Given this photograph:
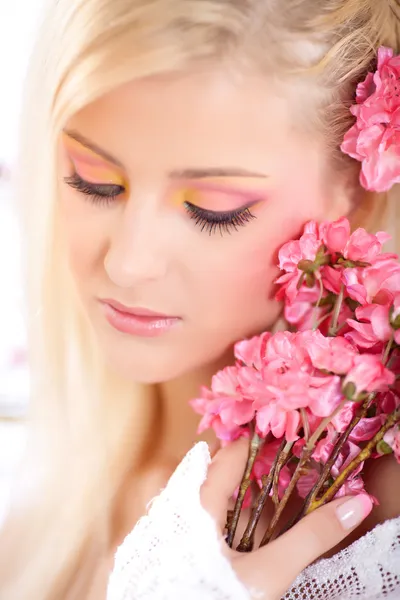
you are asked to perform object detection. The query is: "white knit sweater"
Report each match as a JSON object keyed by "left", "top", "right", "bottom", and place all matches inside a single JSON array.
[{"left": 107, "top": 443, "right": 400, "bottom": 600}]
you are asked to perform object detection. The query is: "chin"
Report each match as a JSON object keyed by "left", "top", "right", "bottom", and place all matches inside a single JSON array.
[{"left": 101, "top": 346, "right": 192, "bottom": 384}]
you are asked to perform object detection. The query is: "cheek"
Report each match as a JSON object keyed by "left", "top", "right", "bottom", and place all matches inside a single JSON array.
[
  {"left": 59, "top": 192, "right": 106, "bottom": 285},
  {"left": 187, "top": 204, "right": 313, "bottom": 335},
  {"left": 216, "top": 251, "right": 278, "bottom": 312},
  {"left": 191, "top": 234, "right": 281, "bottom": 334}
]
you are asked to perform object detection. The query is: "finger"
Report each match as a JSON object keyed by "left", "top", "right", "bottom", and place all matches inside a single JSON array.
[
  {"left": 208, "top": 439, "right": 221, "bottom": 458},
  {"left": 235, "top": 494, "right": 373, "bottom": 598},
  {"left": 200, "top": 437, "right": 249, "bottom": 528}
]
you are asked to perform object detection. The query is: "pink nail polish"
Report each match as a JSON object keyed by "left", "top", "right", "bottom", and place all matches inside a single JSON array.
[{"left": 336, "top": 494, "right": 373, "bottom": 530}]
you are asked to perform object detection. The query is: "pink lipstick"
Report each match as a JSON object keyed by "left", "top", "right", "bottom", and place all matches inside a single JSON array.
[{"left": 100, "top": 299, "right": 181, "bottom": 337}]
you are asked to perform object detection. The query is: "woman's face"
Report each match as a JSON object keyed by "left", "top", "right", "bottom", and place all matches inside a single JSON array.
[{"left": 59, "top": 67, "right": 348, "bottom": 383}]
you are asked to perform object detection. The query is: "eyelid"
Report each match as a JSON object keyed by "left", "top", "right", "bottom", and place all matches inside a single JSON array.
[
  {"left": 181, "top": 178, "right": 268, "bottom": 198},
  {"left": 63, "top": 147, "right": 126, "bottom": 186},
  {"left": 182, "top": 187, "right": 262, "bottom": 213}
]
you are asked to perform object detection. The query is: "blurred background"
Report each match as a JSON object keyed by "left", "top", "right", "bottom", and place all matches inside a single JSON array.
[{"left": 0, "top": 1, "right": 44, "bottom": 521}]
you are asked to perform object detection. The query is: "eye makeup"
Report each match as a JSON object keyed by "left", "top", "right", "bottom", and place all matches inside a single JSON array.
[
  {"left": 62, "top": 132, "right": 126, "bottom": 187},
  {"left": 64, "top": 172, "right": 125, "bottom": 206},
  {"left": 62, "top": 131, "right": 265, "bottom": 235},
  {"left": 184, "top": 202, "right": 256, "bottom": 235}
]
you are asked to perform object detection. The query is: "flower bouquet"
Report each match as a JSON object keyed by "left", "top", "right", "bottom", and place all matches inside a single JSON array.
[{"left": 191, "top": 216, "right": 400, "bottom": 551}]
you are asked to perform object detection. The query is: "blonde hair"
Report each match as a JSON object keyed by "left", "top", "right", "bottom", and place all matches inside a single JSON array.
[{"left": 1, "top": 0, "right": 399, "bottom": 597}]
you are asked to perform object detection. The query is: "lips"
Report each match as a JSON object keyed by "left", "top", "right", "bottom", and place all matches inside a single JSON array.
[
  {"left": 99, "top": 299, "right": 181, "bottom": 337},
  {"left": 102, "top": 299, "right": 175, "bottom": 319}
]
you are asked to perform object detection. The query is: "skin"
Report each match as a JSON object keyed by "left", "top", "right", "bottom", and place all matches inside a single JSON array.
[
  {"left": 59, "top": 67, "right": 349, "bottom": 385},
  {"left": 57, "top": 67, "right": 399, "bottom": 598}
]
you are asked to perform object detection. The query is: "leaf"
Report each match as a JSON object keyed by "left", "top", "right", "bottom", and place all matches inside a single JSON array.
[{"left": 343, "top": 381, "right": 357, "bottom": 401}]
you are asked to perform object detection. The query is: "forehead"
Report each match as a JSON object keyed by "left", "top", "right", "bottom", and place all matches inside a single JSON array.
[{"left": 67, "top": 68, "right": 299, "bottom": 173}]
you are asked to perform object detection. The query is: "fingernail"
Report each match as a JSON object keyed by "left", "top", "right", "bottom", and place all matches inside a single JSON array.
[{"left": 336, "top": 494, "right": 373, "bottom": 531}]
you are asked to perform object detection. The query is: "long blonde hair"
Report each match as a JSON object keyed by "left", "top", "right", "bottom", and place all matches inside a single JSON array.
[{"left": 1, "top": 0, "right": 399, "bottom": 598}]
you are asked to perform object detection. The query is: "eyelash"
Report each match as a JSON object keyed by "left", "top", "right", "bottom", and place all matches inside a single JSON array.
[
  {"left": 183, "top": 202, "right": 256, "bottom": 235},
  {"left": 64, "top": 172, "right": 124, "bottom": 206},
  {"left": 64, "top": 172, "right": 257, "bottom": 235}
]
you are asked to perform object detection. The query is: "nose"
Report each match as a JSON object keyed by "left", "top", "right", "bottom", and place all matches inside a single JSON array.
[{"left": 104, "top": 196, "right": 168, "bottom": 289}]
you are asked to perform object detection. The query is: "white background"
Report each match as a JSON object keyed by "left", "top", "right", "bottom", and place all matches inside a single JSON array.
[
  {"left": 0, "top": 1, "right": 44, "bottom": 163},
  {"left": 0, "top": 0, "right": 44, "bottom": 520}
]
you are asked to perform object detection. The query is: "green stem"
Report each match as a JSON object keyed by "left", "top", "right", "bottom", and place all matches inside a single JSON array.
[
  {"left": 300, "top": 408, "right": 311, "bottom": 442},
  {"left": 383, "top": 337, "right": 394, "bottom": 365},
  {"left": 328, "top": 285, "right": 344, "bottom": 336},
  {"left": 312, "top": 276, "right": 325, "bottom": 331},
  {"left": 307, "top": 400, "right": 348, "bottom": 450}
]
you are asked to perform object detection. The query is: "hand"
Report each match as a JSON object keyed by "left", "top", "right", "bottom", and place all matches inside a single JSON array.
[{"left": 201, "top": 438, "right": 373, "bottom": 600}]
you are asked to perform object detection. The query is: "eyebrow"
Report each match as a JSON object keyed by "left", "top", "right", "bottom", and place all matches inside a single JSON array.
[
  {"left": 63, "top": 129, "right": 125, "bottom": 168},
  {"left": 63, "top": 129, "right": 269, "bottom": 179}
]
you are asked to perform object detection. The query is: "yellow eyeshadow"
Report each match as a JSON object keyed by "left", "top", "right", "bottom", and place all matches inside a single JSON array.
[
  {"left": 74, "top": 162, "right": 126, "bottom": 186},
  {"left": 171, "top": 188, "right": 188, "bottom": 207},
  {"left": 170, "top": 188, "right": 205, "bottom": 208},
  {"left": 62, "top": 133, "right": 126, "bottom": 186}
]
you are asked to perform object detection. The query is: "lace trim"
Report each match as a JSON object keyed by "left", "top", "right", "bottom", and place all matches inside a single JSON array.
[{"left": 284, "top": 517, "right": 400, "bottom": 599}]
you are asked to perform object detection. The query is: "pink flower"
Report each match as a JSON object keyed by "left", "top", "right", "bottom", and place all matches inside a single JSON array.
[
  {"left": 378, "top": 390, "right": 400, "bottom": 415},
  {"left": 334, "top": 475, "right": 366, "bottom": 498},
  {"left": 346, "top": 304, "right": 391, "bottom": 348},
  {"left": 383, "top": 426, "right": 400, "bottom": 463},
  {"left": 239, "top": 331, "right": 349, "bottom": 438},
  {"left": 190, "top": 367, "right": 254, "bottom": 441},
  {"left": 297, "top": 468, "right": 320, "bottom": 499},
  {"left": 283, "top": 284, "right": 326, "bottom": 328},
  {"left": 307, "top": 375, "right": 344, "bottom": 417},
  {"left": 330, "top": 403, "right": 356, "bottom": 433},
  {"left": 235, "top": 332, "right": 271, "bottom": 370},
  {"left": 331, "top": 440, "right": 364, "bottom": 489},
  {"left": 191, "top": 394, "right": 252, "bottom": 441},
  {"left": 238, "top": 363, "right": 305, "bottom": 441},
  {"left": 392, "top": 430, "right": 400, "bottom": 464},
  {"left": 321, "top": 265, "right": 343, "bottom": 294},
  {"left": 350, "top": 416, "right": 383, "bottom": 442},
  {"left": 346, "top": 293, "right": 400, "bottom": 349},
  {"left": 320, "top": 217, "right": 350, "bottom": 254},
  {"left": 331, "top": 438, "right": 377, "bottom": 503},
  {"left": 276, "top": 221, "right": 323, "bottom": 303},
  {"left": 319, "top": 217, "right": 388, "bottom": 264},
  {"left": 254, "top": 400, "right": 301, "bottom": 442},
  {"left": 313, "top": 425, "right": 338, "bottom": 462},
  {"left": 278, "top": 221, "right": 321, "bottom": 273},
  {"left": 211, "top": 366, "right": 241, "bottom": 396},
  {"left": 341, "top": 47, "right": 400, "bottom": 192},
  {"left": 343, "top": 256, "right": 400, "bottom": 305},
  {"left": 303, "top": 330, "right": 356, "bottom": 374},
  {"left": 330, "top": 402, "right": 380, "bottom": 441},
  {"left": 344, "top": 229, "right": 391, "bottom": 264},
  {"left": 343, "top": 354, "right": 395, "bottom": 397}
]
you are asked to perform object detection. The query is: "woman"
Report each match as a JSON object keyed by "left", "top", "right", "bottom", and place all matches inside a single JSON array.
[{"left": 0, "top": 0, "right": 399, "bottom": 598}]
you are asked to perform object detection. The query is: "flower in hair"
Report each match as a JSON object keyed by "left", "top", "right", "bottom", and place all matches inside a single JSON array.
[{"left": 341, "top": 46, "right": 400, "bottom": 192}]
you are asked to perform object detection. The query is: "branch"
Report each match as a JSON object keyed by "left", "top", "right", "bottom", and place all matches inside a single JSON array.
[
  {"left": 236, "top": 438, "right": 286, "bottom": 552},
  {"left": 307, "top": 406, "right": 400, "bottom": 513},
  {"left": 226, "top": 431, "right": 264, "bottom": 548},
  {"left": 259, "top": 445, "right": 313, "bottom": 547}
]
